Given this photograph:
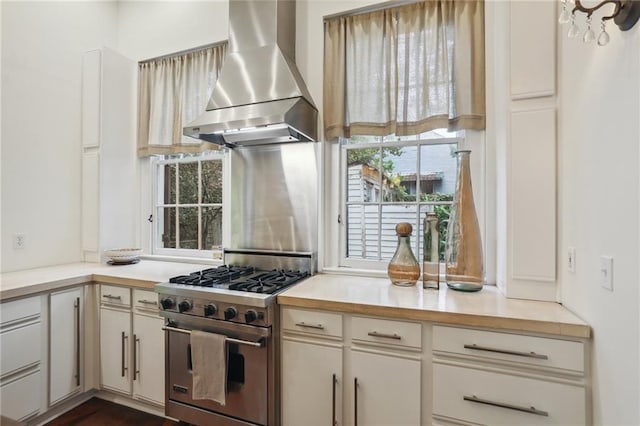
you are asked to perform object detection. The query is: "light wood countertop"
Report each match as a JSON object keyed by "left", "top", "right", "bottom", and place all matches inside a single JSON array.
[
  {"left": 278, "top": 274, "right": 591, "bottom": 339},
  {"left": 0, "top": 260, "right": 212, "bottom": 300},
  {"left": 2, "top": 264, "right": 590, "bottom": 339}
]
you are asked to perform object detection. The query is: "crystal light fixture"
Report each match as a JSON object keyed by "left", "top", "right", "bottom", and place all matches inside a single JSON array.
[{"left": 559, "top": 0, "right": 640, "bottom": 46}]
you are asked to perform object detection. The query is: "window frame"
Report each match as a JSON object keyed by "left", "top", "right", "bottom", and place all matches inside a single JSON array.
[
  {"left": 151, "top": 150, "right": 227, "bottom": 259},
  {"left": 338, "top": 133, "right": 465, "bottom": 271}
]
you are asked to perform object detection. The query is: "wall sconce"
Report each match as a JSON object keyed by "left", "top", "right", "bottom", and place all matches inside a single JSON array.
[{"left": 559, "top": 0, "right": 640, "bottom": 46}]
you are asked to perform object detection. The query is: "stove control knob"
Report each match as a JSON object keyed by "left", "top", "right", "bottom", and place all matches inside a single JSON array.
[
  {"left": 224, "top": 307, "right": 237, "bottom": 320},
  {"left": 244, "top": 310, "right": 258, "bottom": 323},
  {"left": 204, "top": 304, "right": 217, "bottom": 317},
  {"left": 178, "top": 300, "right": 192, "bottom": 313},
  {"left": 160, "top": 298, "right": 175, "bottom": 310}
]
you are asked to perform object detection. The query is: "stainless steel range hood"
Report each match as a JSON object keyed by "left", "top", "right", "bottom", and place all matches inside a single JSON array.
[{"left": 183, "top": 0, "right": 318, "bottom": 148}]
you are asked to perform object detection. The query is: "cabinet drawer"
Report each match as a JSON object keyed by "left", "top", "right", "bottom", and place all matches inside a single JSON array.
[
  {"left": 282, "top": 308, "right": 342, "bottom": 338},
  {"left": 433, "top": 326, "right": 584, "bottom": 373},
  {"left": 133, "top": 289, "right": 159, "bottom": 312},
  {"left": 0, "top": 370, "right": 41, "bottom": 421},
  {"left": 1, "top": 322, "right": 41, "bottom": 377},
  {"left": 1, "top": 296, "right": 41, "bottom": 326},
  {"left": 433, "top": 363, "right": 586, "bottom": 425},
  {"left": 352, "top": 316, "right": 421, "bottom": 349},
  {"left": 100, "top": 285, "right": 131, "bottom": 307}
]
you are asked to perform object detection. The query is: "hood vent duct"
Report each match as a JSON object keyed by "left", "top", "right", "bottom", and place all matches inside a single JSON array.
[{"left": 184, "top": 0, "right": 318, "bottom": 148}]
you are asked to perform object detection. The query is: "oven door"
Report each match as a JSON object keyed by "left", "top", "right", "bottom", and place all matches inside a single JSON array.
[{"left": 165, "top": 324, "right": 269, "bottom": 426}]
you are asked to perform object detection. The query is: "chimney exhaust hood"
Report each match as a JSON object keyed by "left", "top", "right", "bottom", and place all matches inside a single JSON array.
[{"left": 183, "top": 0, "right": 318, "bottom": 148}]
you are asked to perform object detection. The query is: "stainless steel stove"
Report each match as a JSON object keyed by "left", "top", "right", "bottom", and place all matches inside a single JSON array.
[{"left": 155, "top": 249, "right": 313, "bottom": 426}]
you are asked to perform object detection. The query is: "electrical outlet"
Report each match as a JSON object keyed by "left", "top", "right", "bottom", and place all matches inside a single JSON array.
[
  {"left": 13, "top": 233, "right": 26, "bottom": 250},
  {"left": 600, "top": 256, "right": 613, "bottom": 291},
  {"left": 567, "top": 247, "right": 576, "bottom": 273}
]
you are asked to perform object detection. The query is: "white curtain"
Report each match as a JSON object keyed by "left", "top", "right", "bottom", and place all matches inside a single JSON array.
[
  {"left": 137, "top": 43, "right": 227, "bottom": 157},
  {"left": 323, "top": 0, "right": 485, "bottom": 140}
]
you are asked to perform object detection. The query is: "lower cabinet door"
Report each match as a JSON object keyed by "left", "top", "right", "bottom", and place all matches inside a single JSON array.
[
  {"left": 282, "top": 339, "right": 342, "bottom": 426},
  {"left": 0, "top": 370, "right": 41, "bottom": 421},
  {"left": 433, "top": 363, "right": 586, "bottom": 425},
  {"left": 50, "top": 287, "right": 83, "bottom": 405},
  {"left": 132, "top": 313, "right": 164, "bottom": 406},
  {"left": 100, "top": 307, "right": 131, "bottom": 394},
  {"left": 350, "top": 350, "right": 421, "bottom": 426}
]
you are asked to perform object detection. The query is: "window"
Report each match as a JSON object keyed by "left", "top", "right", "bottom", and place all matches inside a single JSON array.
[
  {"left": 340, "top": 130, "right": 463, "bottom": 270},
  {"left": 153, "top": 152, "right": 225, "bottom": 258}
]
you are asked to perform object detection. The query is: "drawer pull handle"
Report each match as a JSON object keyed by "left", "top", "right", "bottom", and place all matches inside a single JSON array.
[
  {"left": 463, "top": 344, "right": 548, "bottom": 360},
  {"left": 368, "top": 331, "right": 402, "bottom": 340},
  {"left": 463, "top": 395, "right": 549, "bottom": 417},
  {"left": 103, "top": 294, "right": 122, "bottom": 301},
  {"left": 173, "top": 385, "right": 188, "bottom": 394},
  {"left": 295, "top": 322, "right": 325, "bottom": 330},
  {"left": 74, "top": 297, "right": 81, "bottom": 387},
  {"left": 137, "top": 299, "right": 157, "bottom": 306},
  {"left": 332, "top": 373, "right": 338, "bottom": 426}
]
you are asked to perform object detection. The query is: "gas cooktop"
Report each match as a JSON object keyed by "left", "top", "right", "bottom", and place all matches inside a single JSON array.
[{"left": 168, "top": 265, "right": 309, "bottom": 295}]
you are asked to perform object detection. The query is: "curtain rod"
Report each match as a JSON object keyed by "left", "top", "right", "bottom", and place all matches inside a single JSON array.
[
  {"left": 139, "top": 40, "right": 228, "bottom": 64},
  {"left": 323, "top": 0, "right": 418, "bottom": 21}
]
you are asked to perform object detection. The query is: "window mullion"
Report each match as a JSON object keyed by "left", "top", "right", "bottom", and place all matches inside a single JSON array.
[
  {"left": 197, "top": 160, "right": 202, "bottom": 250},
  {"left": 175, "top": 163, "right": 180, "bottom": 249},
  {"left": 377, "top": 142, "right": 383, "bottom": 261},
  {"left": 415, "top": 143, "right": 422, "bottom": 257}
]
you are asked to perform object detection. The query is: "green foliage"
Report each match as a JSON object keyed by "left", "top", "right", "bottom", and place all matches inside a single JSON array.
[
  {"left": 423, "top": 193, "right": 454, "bottom": 260},
  {"left": 162, "top": 157, "right": 223, "bottom": 250}
]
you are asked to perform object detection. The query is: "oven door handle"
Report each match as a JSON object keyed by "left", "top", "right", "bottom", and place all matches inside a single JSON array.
[{"left": 162, "top": 326, "right": 265, "bottom": 348}]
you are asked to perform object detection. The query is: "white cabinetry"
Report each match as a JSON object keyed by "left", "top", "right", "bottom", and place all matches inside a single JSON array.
[
  {"left": 132, "top": 290, "right": 164, "bottom": 406},
  {"left": 350, "top": 350, "right": 420, "bottom": 426},
  {"left": 493, "top": 0, "right": 558, "bottom": 300},
  {"left": 282, "top": 308, "right": 343, "bottom": 426},
  {"left": 99, "top": 285, "right": 164, "bottom": 406},
  {"left": 81, "top": 47, "right": 136, "bottom": 262},
  {"left": 282, "top": 340, "right": 342, "bottom": 426},
  {"left": 49, "top": 287, "right": 84, "bottom": 405},
  {"left": 0, "top": 296, "right": 45, "bottom": 422},
  {"left": 432, "top": 325, "right": 588, "bottom": 425},
  {"left": 281, "top": 308, "right": 423, "bottom": 426},
  {"left": 100, "top": 306, "right": 132, "bottom": 394}
]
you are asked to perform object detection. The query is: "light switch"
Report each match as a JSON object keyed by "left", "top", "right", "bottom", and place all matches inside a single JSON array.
[{"left": 600, "top": 256, "right": 613, "bottom": 291}]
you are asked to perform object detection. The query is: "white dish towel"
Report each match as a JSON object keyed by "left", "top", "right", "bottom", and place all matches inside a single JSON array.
[{"left": 191, "top": 330, "right": 227, "bottom": 405}]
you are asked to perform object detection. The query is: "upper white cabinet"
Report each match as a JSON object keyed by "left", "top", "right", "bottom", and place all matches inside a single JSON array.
[
  {"left": 49, "top": 287, "right": 84, "bottom": 405},
  {"left": 81, "top": 47, "right": 136, "bottom": 262},
  {"left": 493, "top": 1, "right": 558, "bottom": 301},
  {"left": 509, "top": 1, "right": 556, "bottom": 99}
]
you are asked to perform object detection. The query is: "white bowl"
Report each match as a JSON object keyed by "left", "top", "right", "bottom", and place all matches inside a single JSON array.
[{"left": 104, "top": 248, "right": 142, "bottom": 263}]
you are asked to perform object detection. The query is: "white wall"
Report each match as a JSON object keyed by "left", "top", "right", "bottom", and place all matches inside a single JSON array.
[
  {"left": 115, "top": 1, "right": 229, "bottom": 62},
  {"left": 297, "top": 0, "right": 380, "bottom": 141},
  {"left": 558, "top": 22, "right": 640, "bottom": 425},
  {"left": 1, "top": 1, "right": 118, "bottom": 272}
]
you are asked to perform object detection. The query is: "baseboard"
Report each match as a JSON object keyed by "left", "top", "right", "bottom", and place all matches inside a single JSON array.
[
  {"left": 29, "top": 390, "right": 97, "bottom": 426},
  {"left": 26, "top": 388, "right": 174, "bottom": 426},
  {"left": 94, "top": 390, "right": 166, "bottom": 418}
]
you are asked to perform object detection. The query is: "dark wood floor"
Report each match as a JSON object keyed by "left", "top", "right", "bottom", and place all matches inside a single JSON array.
[{"left": 45, "top": 398, "right": 179, "bottom": 426}]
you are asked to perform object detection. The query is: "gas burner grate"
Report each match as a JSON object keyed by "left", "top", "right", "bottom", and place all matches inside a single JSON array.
[
  {"left": 228, "top": 270, "right": 309, "bottom": 294},
  {"left": 169, "top": 265, "right": 255, "bottom": 287}
]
